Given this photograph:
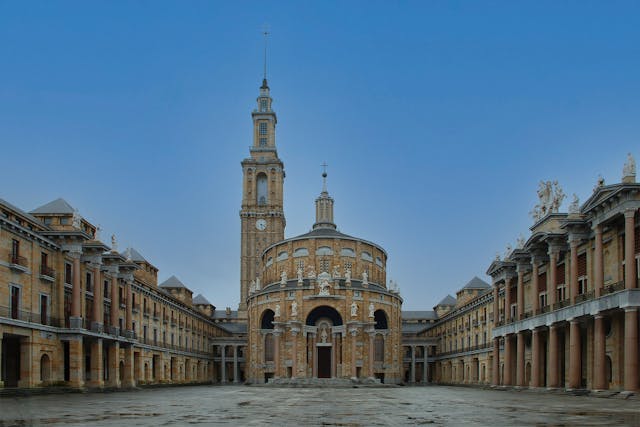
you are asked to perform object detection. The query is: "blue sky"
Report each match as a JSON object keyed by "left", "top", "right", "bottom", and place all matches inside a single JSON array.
[{"left": 1, "top": 1, "right": 639, "bottom": 310}]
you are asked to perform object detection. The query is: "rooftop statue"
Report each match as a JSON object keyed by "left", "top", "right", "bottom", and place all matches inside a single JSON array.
[
  {"left": 530, "top": 180, "right": 565, "bottom": 222},
  {"left": 568, "top": 193, "right": 580, "bottom": 214},
  {"left": 516, "top": 235, "right": 525, "bottom": 249},
  {"left": 623, "top": 152, "right": 636, "bottom": 177}
]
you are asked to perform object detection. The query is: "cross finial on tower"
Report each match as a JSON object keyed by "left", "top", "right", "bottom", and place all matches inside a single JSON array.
[
  {"left": 321, "top": 162, "right": 328, "bottom": 192},
  {"left": 262, "top": 24, "right": 270, "bottom": 81}
]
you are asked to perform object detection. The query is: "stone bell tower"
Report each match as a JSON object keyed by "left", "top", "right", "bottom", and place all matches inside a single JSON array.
[{"left": 239, "top": 77, "right": 286, "bottom": 314}]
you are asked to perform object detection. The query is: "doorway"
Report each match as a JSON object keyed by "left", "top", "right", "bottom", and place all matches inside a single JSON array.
[
  {"left": 317, "top": 347, "right": 331, "bottom": 378},
  {"left": 2, "top": 337, "right": 21, "bottom": 387}
]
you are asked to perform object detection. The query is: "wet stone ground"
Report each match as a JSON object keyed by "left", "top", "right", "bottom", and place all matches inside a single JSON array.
[{"left": 0, "top": 385, "right": 639, "bottom": 426}]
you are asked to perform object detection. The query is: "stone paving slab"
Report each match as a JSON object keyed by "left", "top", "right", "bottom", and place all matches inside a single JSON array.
[{"left": 0, "top": 385, "right": 639, "bottom": 426}]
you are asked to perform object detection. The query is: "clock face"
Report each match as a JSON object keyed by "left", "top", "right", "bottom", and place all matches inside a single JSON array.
[{"left": 255, "top": 219, "right": 267, "bottom": 231}]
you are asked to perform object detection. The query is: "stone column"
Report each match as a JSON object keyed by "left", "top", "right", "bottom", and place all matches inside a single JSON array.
[
  {"left": 548, "top": 248, "right": 558, "bottom": 307},
  {"left": 492, "top": 285, "right": 499, "bottom": 324},
  {"left": 368, "top": 333, "right": 375, "bottom": 378},
  {"left": 569, "top": 240, "right": 579, "bottom": 304},
  {"left": 351, "top": 330, "right": 357, "bottom": 378},
  {"left": 125, "top": 280, "right": 133, "bottom": 334},
  {"left": 504, "top": 278, "right": 512, "bottom": 323},
  {"left": 311, "top": 333, "right": 317, "bottom": 378},
  {"left": 531, "top": 262, "right": 539, "bottom": 314},
  {"left": 624, "top": 308, "right": 639, "bottom": 391},
  {"left": 503, "top": 334, "right": 513, "bottom": 386},
  {"left": 0, "top": 336, "right": 3, "bottom": 387},
  {"left": 548, "top": 324, "right": 558, "bottom": 388},
  {"left": 220, "top": 345, "right": 226, "bottom": 383},
  {"left": 516, "top": 265, "right": 525, "bottom": 319},
  {"left": 531, "top": 329, "right": 540, "bottom": 387},
  {"left": 88, "top": 339, "right": 104, "bottom": 388},
  {"left": 233, "top": 345, "right": 239, "bottom": 383},
  {"left": 594, "top": 225, "right": 604, "bottom": 298},
  {"left": 92, "top": 265, "right": 103, "bottom": 332},
  {"left": 516, "top": 332, "right": 525, "bottom": 386},
  {"left": 18, "top": 338, "right": 34, "bottom": 388},
  {"left": 624, "top": 209, "right": 637, "bottom": 289},
  {"left": 423, "top": 345, "right": 428, "bottom": 383},
  {"left": 122, "top": 345, "right": 135, "bottom": 387},
  {"left": 410, "top": 345, "right": 416, "bottom": 383},
  {"left": 107, "top": 342, "right": 120, "bottom": 387},
  {"left": 70, "top": 252, "right": 82, "bottom": 328},
  {"left": 593, "top": 314, "right": 606, "bottom": 390},
  {"left": 291, "top": 331, "right": 298, "bottom": 378},
  {"left": 492, "top": 338, "right": 500, "bottom": 386},
  {"left": 568, "top": 319, "right": 581, "bottom": 389},
  {"left": 274, "top": 330, "right": 281, "bottom": 379},
  {"left": 68, "top": 337, "right": 84, "bottom": 388},
  {"left": 111, "top": 277, "right": 119, "bottom": 332}
]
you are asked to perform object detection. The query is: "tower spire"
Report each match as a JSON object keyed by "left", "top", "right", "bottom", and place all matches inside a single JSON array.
[
  {"left": 321, "top": 162, "right": 328, "bottom": 193},
  {"left": 313, "top": 163, "right": 336, "bottom": 230},
  {"left": 262, "top": 24, "right": 270, "bottom": 86}
]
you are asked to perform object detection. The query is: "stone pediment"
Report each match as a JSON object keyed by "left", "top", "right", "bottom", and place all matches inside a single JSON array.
[{"left": 529, "top": 212, "right": 568, "bottom": 234}]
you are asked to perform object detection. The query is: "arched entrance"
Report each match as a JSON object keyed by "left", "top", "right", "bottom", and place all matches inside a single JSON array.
[{"left": 306, "top": 306, "right": 343, "bottom": 378}]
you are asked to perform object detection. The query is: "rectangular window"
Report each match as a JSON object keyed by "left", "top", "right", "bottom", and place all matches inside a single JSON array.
[
  {"left": 260, "top": 99, "right": 267, "bottom": 111},
  {"left": 539, "top": 292, "right": 547, "bottom": 309},
  {"left": 119, "top": 317, "right": 124, "bottom": 331},
  {"left": 40, "top": 294, "right": 49, "bottom": 324},
  {"left": 119, "top": 287, "right": 124, "bottom": 306},
  {"left": 154, "top": 328, "right": 157, "bottom": 346},
  {"left": 259, "top": 137, "right": 267, "bottom": 147},
  {"left": 86, "top": 272, "right": 93, "bottom": 293},
  {"left": 104, "top": 280, "right": 110, "bottom": 299},
  {"left": 43, "top": 217, "right": 52, "bottom": 225},
  {"left": 11, "top": 239, "right": 19, "bottom": 259},
  {"left": 65, "top": 263, "right": 72, "bottom": 285},
  {"left": 10, "top": 285, "right": 20, "bottom": 319},
  {"left": 259, "top": 122, "right": 267, "bottom": 135},
  {"left": 143, "top": 325, "right": 148, "bottom": 341}
]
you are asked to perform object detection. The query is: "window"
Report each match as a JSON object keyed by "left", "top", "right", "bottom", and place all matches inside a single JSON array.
[
  {"left": 153, "top": 328, "right": 158, "bottom": 346},
  {"left": 257, "top": 173, "right": 268, "bottom": 205},
  {"left": 86, "top": 272, "right": 93, "bottom": 293},
  {"left": 556, "top": 284, "right": 567, "bottom": 302},
  {"left": 143, "top": 325, "right": 148, "bottom": 341},
  {"left": 578, "top": 276, "right": 588, "bottom": 295},
  {"left": 340, "top": 248, "right": 355, "bottom": 258},
  {"left": 375, "top": 256, "right": 383, "bottom": 267},
  {"left": 259, "top": 122, "right": 267, "bottom": 135},
  {"left": 361, "top": 251, "right": 373, "bottom": 262},
  {"left": 264, "top": 334, "right": 274, "bottom": 362},
  {"left": 260, "top": 99, "right": 267, "bottom": 111},
  {"left": 266, "top": 257, "right": 273, "bottom": 267},
  {"left": 11, "top": 239, "right": 19, "bottom": 261},
  {"left": 65, "top": 263, "right": 72, "bottom": 285},
  {"left": 259, "top": 137, "right": 267, "bottom": 147},
  {"left": 60, "top": 217, "right": 69, "bottom": 225},
  {"left": 104, "top": 280, "right": 110, "bottom": 299},
  {"left": 293, "top": 248, "right": 309, "bottom": 257},
  {"left": 276, "top": 251, "right": 288, "bottom": 261},
  {"left": 539, "top": 292, "right": 547, "bottom": 309},
  {"left": 10, "top": 285, "right": 20, "bottom": 319},
  {"left": 43, "top": 217, "right": 52, "bottom": 226},
  {"left": 40, "top": 294, "right": 48, "bottom": 324},
  {"left": 374, "top": 335, "right": 384, "bottom": 362},
  {"left": 316, "top": 246, "right": 333, "bottom": 256},
  {"left": 119, "top": 287, "right": 124, "bottom": 306}
]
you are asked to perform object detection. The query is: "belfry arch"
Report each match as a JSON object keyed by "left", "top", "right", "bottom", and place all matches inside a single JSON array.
[{"left": 305, "top": 306, "right": 343, "bottom": 378}]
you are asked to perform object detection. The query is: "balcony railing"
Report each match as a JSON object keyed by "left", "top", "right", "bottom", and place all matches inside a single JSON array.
[
  {"left": 604, "top": 281, "right": 625, "bottom": 294},
  {"left": 8, "top": 254, "right": 28, "bottom": 272},
  {"left": 0, "top": 305, "right": 62, "bottom": 326},
  {"left": 132, "top": 304, "right": 140, "bottom": 314},
  {"left": 575, "top": 290, "right": 595, "bottom": 303},
  {"left": 40, "top": 265, "right": 56, "bottom": 280}
]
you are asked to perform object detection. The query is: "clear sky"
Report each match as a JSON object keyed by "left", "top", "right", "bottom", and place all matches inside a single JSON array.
[{"left": 1, "top": 1, "right": 639, "bottom": 311}]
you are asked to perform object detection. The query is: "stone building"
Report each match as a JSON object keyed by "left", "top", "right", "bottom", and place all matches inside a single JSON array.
[
  {"left": 0, "top": 198, "right": 232, "bottom": 389},
  {"left": 424, "top": 155, "right": 640, "bottom": 393}
]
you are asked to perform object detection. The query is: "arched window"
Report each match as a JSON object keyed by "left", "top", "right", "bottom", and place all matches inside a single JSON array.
[
  {"left": 266, "top": 257, "right": 273, "bottom": 267},
  {"left": 257, "top": 173, "right": 267, "bottom": 205},
  {"left": 375, "top": 256, "right": 383, "bottom": 267},
  {"left": 340, "top": 248, "right": 355, "bottom": 258},
  {"left": 261, "top": 309, "right": 275, "bottom": 329},
  {"left": 264, "top": 334, "right": 274, "bottom": 362},
  {"left": 293, "top": 248, "right": 309, "bottom": 257},
  {"left": 361, "top": 251, "right": 373, "bottom": 262},
  {"left": 374, "top": 310, "right": 388, "bottom": 329},
  {"left": 374, "top": 335, "right": 384, "bottom": 362},
  {"left": 40, "top": 354, "right": 51, "bottom": 382},
  {"left": 316, "top": 246, "right": 333, "bottom": 256},
  {"left": 276, "top": 251, "right": 288, "bottom": 261}
]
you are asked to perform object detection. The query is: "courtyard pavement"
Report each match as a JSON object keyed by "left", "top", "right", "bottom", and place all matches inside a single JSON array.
[{"left": 0, "top": 385, "right": 638, "bottom": 426}]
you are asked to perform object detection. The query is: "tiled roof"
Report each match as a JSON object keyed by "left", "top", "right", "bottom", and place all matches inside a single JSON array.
[
  {"left": 193, "top": 294, "right": 211, "bottom": 305},
  {"left": 30, "top": 198, "right": 76, "bottom": 214},
  {"left": 159, "top": 275, "right": 188, "bottom": 289},
  {"left": 436, "top": 295, "right": 456, "bottom": 306},
  {"left": 216, "top": 322, "right": 247, "bottom": 334},
  {"left": 402, "top": 310, "right": 438, "bottom": 320},
  {"left": 461, "top": 276, "right": 490, "bottom": 290}
]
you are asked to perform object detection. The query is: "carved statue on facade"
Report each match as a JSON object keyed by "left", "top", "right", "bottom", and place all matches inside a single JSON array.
[
  {"left": 318, "top": 274, "right": 331, "bottom": 296},
  {"left": 72, "top": 209, "right": 81, "bottom": 228},
  {"left": 249, "top": 280, "right": 256, "bottom": 294},
  {"left": 297, "top": 266, "right": 304, "bottom": 283},
  {"left": 344, "top": 267, "right": 351, "bottom": 283},
  {"left": 351, "top": 301, "right": 358, "bottom": 317},
  {"left": 332, "top": 265, "right": 340, "bottom": 279},
  {"left": 530, "top": 180, "right": 565, "bottom": 222},
  {"left": 362, "top": 270, "right": 368, "bottom": 285},
  {"left": 568, "top": 193, "right": 580, "bottom": 214},
  {"left": 280, "top": 270, "right": 287, "bottom": 285},
  {"left": 307, "top": 266, "right": 316, "bottom": 280},
  {"left": 274, "top": 304, "right": 281, "bottom": 318},
  {"left": 368, "top": 303, "right": 375, "bottom": 318},
  {"left": 111, "top": 234, "right": 118, "bottom": 252},
  {"left": 320, "top": 328, "right": 328, "bottom": 343},
  {"left": 291, "top": 301, "right": 298, "bottom": 317},
  {"left": 255, "top": 277, "right": 261, "bottom": 290},
  {"left": 623, "top": 152, "right": 636, "bottom": 177}
]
